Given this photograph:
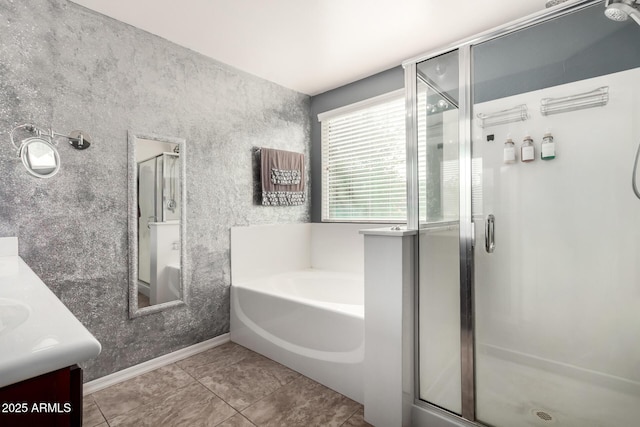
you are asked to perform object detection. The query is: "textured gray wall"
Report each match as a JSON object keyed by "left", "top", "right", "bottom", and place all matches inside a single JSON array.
[
  {"left": 310, "top": 66, "right": 404, "bottom": 222},
  {"left": 0, "top": 0, "right": 310, "bottom": 381}
]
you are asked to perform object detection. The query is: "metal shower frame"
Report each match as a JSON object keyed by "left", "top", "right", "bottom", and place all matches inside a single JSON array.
[{"left": 403, "top": 0, "right": 602, "bottom": 425}]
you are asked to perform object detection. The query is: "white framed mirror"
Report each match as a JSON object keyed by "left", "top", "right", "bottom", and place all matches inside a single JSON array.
[{"left": 128, "top": 131, "right": 186, "bottom": 318}]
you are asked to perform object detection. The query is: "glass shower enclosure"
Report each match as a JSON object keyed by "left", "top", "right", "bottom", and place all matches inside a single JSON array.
[
  {"left": 406, "top": 1, "right": 640, "bottom": 426},
  {"left": 137, "top": 152, "right": 181, "bottom": 285}
]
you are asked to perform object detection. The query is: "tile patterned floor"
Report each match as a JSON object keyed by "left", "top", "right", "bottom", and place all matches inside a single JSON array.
[{"left": 85, "top": 342, "right": 371, "bottom": 427}]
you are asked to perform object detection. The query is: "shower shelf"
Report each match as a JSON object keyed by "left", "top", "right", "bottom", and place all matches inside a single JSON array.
[
  {"left": 540, "top": 86, "right": 609, "bottom": 116},
  {"left": 476, "top": 104, "right": 529, "bottom": 128}
]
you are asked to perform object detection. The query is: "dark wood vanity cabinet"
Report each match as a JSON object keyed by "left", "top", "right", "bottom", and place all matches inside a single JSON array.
[{"left": 0, "top": 365, "right": 83, "bottom": 427}]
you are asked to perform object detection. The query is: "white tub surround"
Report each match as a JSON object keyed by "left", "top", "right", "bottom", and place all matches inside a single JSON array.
[
  {"left": 230, "top": 223, "right": 376, "bottom": 404},
  {"left": 310, "top": 223, "right": 367, "bottom": 274},
  {"left": 361, "top": 227, "right": 416, "bottom": 427},
  {"left": 230, "top": 223, "right": 312, "bottom": 283},
  {"left": 0, "top": 237, "right": 101, "bottom": 388}
]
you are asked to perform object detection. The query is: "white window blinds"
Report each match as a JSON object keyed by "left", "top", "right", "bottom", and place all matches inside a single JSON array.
[{"left": 320, "top": 92, "right": 406, "bottom": 222}]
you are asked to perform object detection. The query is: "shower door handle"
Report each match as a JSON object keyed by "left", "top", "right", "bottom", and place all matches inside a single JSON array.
[{"left": 485, "top": 214, "right": 495, "bottom": 253}]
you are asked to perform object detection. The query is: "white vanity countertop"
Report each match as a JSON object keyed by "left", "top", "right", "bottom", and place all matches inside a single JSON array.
[{"left": 0, "top": 239, "right": 101, "bottom": 388}]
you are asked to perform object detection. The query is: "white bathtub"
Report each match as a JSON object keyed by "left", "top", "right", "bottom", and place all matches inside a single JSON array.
[{"left": 230, "top": 269, "right": 364, "bottom": 403}]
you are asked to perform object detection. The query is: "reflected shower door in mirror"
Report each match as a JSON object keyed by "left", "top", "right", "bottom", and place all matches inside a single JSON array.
[{"left": 128, "top": 132, "right": 186, "bottom": 318}]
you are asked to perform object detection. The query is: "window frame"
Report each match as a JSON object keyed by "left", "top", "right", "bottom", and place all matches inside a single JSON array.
[{"left": 318, "top": 89, "right": 406, "bottom": 223}]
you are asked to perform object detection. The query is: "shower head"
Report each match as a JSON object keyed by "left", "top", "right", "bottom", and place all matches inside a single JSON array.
[{"left": 605, "top": 0, "right": 640, "bottom": 25}]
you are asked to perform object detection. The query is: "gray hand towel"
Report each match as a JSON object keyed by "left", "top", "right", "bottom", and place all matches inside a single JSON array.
[{"left": 260, "top": 148, "right": 305, "bottom": 206}]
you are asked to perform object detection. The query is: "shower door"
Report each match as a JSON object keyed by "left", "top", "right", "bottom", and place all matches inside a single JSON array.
[
  {"left": 470, "top": 3, "right": 640, "bottom": 426},
  {"left": 138, "top": 157, "right": 157, "bottom": 284}
]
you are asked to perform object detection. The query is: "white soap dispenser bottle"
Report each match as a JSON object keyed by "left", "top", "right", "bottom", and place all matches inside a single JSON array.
[
  {"left": 504, "top": 137, "right": 516, "bottom": 164},
  {"left": 521, "top": 135, "right": 535, "bottom": 163},
  {"left": 541, "top": 131, "right": 556, "bottom": 160}
]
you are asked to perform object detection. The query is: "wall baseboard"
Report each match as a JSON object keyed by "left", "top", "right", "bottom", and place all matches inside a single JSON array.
[{"left": 83, "top": 333, "right": 230, "bottom": 395}]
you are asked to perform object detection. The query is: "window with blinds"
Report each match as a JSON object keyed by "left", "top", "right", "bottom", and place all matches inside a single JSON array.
[{"left": 320, "top": 91, "right": 406, "bottom": 222}]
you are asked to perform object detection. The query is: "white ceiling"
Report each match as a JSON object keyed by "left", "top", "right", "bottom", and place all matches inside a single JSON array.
[{"left": 70, "top": 0, "right": 550, "bottom": 96}]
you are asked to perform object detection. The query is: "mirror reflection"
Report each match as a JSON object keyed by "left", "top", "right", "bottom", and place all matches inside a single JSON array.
[
  {"left": 20, "top": 137, "right": 60, "bottom": 178},
  {"left": 129, "top": 133, "right": 186, "bottom": 317}
]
